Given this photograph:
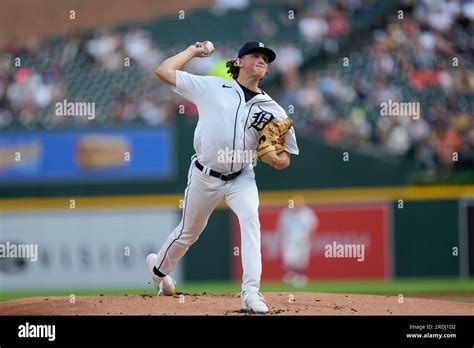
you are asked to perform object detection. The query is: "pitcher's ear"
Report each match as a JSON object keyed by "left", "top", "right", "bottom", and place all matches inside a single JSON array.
[{"left": 234, "top": 58, "right": 241, "bottom": 67}]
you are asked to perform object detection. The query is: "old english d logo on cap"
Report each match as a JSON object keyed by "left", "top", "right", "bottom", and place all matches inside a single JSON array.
[{"left": 237, "top": 42, "right": 276, "bottom": 62}]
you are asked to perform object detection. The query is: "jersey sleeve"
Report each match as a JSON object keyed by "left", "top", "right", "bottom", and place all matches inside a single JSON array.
[
  {"left": 284, "top": 125, "right": 299, "bottom": 155},
  {"left": 172, "top": 70, "right": 211, "bottom": 105}
]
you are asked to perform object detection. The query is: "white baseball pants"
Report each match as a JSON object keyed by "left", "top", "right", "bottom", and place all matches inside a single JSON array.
[{"left": 154, "top": 156, "right": 262, "bottom": 293}]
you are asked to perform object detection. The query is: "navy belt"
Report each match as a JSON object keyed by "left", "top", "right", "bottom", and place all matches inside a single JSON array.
[{"left": 194, "top": 160, "right": 242, "bottom": 181}]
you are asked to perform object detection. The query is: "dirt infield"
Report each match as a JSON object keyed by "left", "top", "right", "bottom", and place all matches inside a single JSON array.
[{"left": 1, "top": 292, "right": 473, "bottom": 315}]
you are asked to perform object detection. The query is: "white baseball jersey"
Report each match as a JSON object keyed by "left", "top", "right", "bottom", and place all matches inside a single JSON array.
[{"left": 173, "top": 70, "right": 299, "bottom": 174}]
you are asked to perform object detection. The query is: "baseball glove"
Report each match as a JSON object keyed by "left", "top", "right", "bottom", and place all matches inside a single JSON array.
[{"left": 257, "top": 118, "right": 293, "bottom": 159}]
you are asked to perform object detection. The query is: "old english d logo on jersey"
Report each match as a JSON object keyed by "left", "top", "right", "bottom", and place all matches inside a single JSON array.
[{"left": 248, "top": 106, "right": 274, "bottom": 131}]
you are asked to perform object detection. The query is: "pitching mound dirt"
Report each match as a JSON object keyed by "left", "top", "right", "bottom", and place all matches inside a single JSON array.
[{"left": 1, "top": 293, "right": 472, "bottom": 315}]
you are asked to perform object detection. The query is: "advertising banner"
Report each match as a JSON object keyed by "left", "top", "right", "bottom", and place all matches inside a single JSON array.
[
  {"left": 0, "top": 209, "right": 181, "bottom": 290},
  {"left": 0, "top": 127, "right": 174, "bottom": 182},
  {"left": 233, "top": 203, "right": 392, "bottom": 281}
]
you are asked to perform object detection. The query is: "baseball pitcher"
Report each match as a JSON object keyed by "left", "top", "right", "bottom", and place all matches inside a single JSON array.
[{"left": 146, "top": 40, "right": 299, "bottom": 313}]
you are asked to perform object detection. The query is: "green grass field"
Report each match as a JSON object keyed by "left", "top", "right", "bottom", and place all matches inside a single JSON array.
[{"left": 1, "top": 278, "right": 474, "bottom": 303}]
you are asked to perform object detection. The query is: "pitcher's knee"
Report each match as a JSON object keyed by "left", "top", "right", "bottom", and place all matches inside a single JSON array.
[
  {"left": 180, "top": 234, "right": 199, "bottom": 245},
  {"left": 177, "top": 225, "right": 205, "bottom": 245},
  {"left": 238, "top": 211, "right": 260, "bottom": 228},
  {"left": 240, "top": 206, "right": 258, "bottom": 219}
]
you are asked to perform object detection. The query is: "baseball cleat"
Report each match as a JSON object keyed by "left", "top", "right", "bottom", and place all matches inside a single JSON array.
[
  {"left": 145, "top": 253, "right": 176, "bottom": 296},
  {"left": 241, "top": 291, "right": 269, "bottom": 313}
]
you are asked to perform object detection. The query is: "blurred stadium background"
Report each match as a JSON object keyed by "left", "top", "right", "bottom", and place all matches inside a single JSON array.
[{"left": 1, "top": 0, "right": 474, "bottom": 301}]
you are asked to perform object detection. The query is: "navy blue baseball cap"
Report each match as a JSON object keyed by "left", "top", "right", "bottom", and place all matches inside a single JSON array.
[{"left": 238, "top": 42, "right": 276, "bottom": 62}]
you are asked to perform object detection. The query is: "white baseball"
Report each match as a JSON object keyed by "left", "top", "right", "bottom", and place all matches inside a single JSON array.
[{"left": 203, "top": 41, "right": 214, "bottom": 54}]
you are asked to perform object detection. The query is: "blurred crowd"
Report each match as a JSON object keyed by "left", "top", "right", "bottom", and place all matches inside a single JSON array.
[
  {"left": 275, "top": 0, "right": 474, "bottom": 175},
  {"left": 0, "top": 0, "right": 367, "bottom": 131},
  {"left": 0, "top": 0, "right": 473, "bottom": 175},
  {"left": 0, "top": 27, "right": 172, "bottom": 129}
]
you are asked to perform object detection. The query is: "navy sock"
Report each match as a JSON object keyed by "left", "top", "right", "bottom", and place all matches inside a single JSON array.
[{"left": 153, "top": 266, "right": 166, "bottom": 278}]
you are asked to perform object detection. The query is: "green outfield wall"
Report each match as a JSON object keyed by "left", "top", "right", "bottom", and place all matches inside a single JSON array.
[{"left": 393, "top": 200, "right": 460, "bottom": 277}]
